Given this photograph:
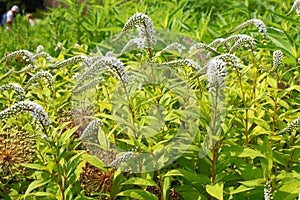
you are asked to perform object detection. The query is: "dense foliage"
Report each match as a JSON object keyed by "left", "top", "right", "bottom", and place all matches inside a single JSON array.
[{"left": 0, "top": 0, "right": 300, "bottom": 199}]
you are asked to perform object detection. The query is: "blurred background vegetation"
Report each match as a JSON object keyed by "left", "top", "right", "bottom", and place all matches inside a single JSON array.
[
  {"left": 0, "top": 0, "right": 285, "bottom": 55},
  {"left": 0, "top": 0, "right": 299, "bottom": 199}
]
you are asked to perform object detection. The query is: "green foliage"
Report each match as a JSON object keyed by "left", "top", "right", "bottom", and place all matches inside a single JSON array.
[{"left": 0, "top": 0, "right": 300, "bottom": 199}]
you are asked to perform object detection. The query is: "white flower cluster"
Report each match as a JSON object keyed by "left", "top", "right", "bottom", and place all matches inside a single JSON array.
[
  {"left": 15, "top": 64, "right": 38, "bottom": 74},
  {"left": 75, "top": 56, "right": 129, "bottom": 86},
  {"left": 107, "top": 150, "right": 137, "bottom": 169},
  {"left": 73, "top": 77, "right": 105, "bottom": 94},
  {"left": 1, "top": 49, "right": 53, "bottom": 71},
  {"left": 0, "top": 101, "right": 50, "bottom": 126},
  {"left": 32, "top": 52, "right": 53, "bottom": 63},
  {"left": 80, "top": 119, "right": 102, "bottom": 138},
  {"left": 50, "top": 55, "right": 91, "bottom": 69},
  {"left": 287, "top": 0, "right": 300, "bottom": 16},
  {"left": 207, "top": 59, "right": 228, "bottom": 92},
  {"left": 103, "top": 56, "right": 129, "bottom": 83},
  {"left": 159, "top": 59, "right": 201, "bottom": 72},
  {"left": 26, "top": 70, "right": 54, "bottom": 89},
  {"left": 0, "top": 83, "right": 26, "bottom": 99},
  {"left": 272, "top": 50, "right": 283, "bottom": 68},
  {"left": 74, "top": 43, "right": 80, "bottom": 48},
  {"left": 264, "top": 181, "right": 273, "bottom": 200},
  {"left": 36, "top": 45, "right": 44, "bottom": 53},
  {"left": 160, "top": 42, "right": 186, "bottom": 54},
  {"left": 189, "top": 43, "right": 219, "bottom": 55},
  {"left": 105, "top": 51, "right": 115, "bottom": 57},
  {"left": 206, "top": 35, "right": 256, "bottom": 53},
  {"left": 208, "top": 38, "right": 226, "bottom": 48},
  {"left": 1, "top": 50, "right": 34, "bottom": 63},
  {"left": 120, "top": 38, "right": 146, "bottom": 55},
  {"left": 229, "top": 35, "right": 256, "bottom": 53},
  {"left": 115, "top": 13, "right": 155, "bottom": 46},
  {"left": 88, "top": 55, "right": 103, "bottom": 64},
  {"left": 55, "top": 42, "right": 64, "bottom": 51},
  {"left": 225, "top": 34, "right": 253, "bottom": 43},
  {"left": 214, "top": 53, "right": 242, "bottom": 68},
  {"left": 279, "top": 116, "right": 300, "bottom": 134},
  {"left": 232, "top": 19, "right": 267, "bottom": 34}
]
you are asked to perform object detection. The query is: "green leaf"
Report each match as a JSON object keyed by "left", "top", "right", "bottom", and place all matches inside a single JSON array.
[
  {"left": 279, "top": 181, "right": 300, "bottom": 194},
  {"left": 162, "top": 177, "right": 171, "bottom": 200},
  {"left": 117, "top": 189, "right": 158, "bottom": 200},
  {"left": 239, "top": 179, "right": 264, "bottom": 187},
  {"left": 58, "top": 126, "right": 78, "bottom": 145},
  {"left": 25, "top": 179, "right": 51, "bottom": 195},
  {"left": 267, "top": 33, "right": 295, "bottom": 58},
  {"left": 164, "top": 169, "right": 210, "bottom": 186},
  {"left": 82, "top": 153, "right": 106, "bottom": 171},
  {"left": 22, "top": 192, "right": 56, "bottom": 198},
  {"left": 121, "top": 177, "right": 158, "bottom": 187},
  {"left": 206, "top": 182, "right": 223, "bottom": 200},
  {"left": 74, "top": 194, "right": 98, "bottom": 200},
  {"left": 229, "top": 185, "right": 254, "bottom": 194},
  {"left": 261, "top": 137, "right": 273, "bottom": 178},
  {"left": 97, "top": 126, "right": 109, "bottom": 150},
  {"left": 175, "top": 185, "right": 201, "bottom": 199},
  {"left": 237, "top": 148, "right": 265, "bottom": 159},
  {"left": 19, "top": 163, "right": 48, "bottom": 171},
  {"left": 66, "top": 152, "right": 83, "bottom": 177}
]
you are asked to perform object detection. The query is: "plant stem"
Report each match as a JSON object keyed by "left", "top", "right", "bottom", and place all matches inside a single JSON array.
[
  {"left": 54, "top": 135, "right": 65, "bottom": 200},
  {"left": 235, "top": 66, "right": 249, "bottom": 162},
  {"left": 272, "top": 72, "right": 279, "bottom": 135},
  {"left": 210, "top": 86, "right": 219, "bottom": 185}
]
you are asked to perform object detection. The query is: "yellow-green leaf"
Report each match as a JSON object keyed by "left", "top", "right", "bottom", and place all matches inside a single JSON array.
[{"left": 206, "top": 182, "right": 224, "bottom": 200}]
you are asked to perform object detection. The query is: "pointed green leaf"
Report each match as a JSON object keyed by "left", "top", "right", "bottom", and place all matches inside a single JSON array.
[
  {"left": 117, "top": 189, "right": 158, "bottom": 200},
  {"left": 59, "top": 126, "right": 78, "bottom": 144},
  {"left": 206, "top": 182, "right": 224, "bottom": 200},
  {"left": 262, "top": 137, "right": 273, "bottom": 178},
  {"left": 164, "top": 169, "right": 210, "bottom": 185},
  {"left": 19, "top": 163, "right": 48, "bottom": 171},
  {"left": 229, "top": 185, "right": 254, "bottom": 194},
  {"left": 25, "top": 179, "right": 51, "bottom": 195},
  {"left": 162, "top": 177, "right": 171, "bottom": 200},
  {"left": 82, "top": 153, "right": 106, "bottom": 171},
  {"left": 121, "top": 177, "right": 157, "bottom": 187},
  {"left": 237, "top": 148, "right": 265, "bottom": 159}
]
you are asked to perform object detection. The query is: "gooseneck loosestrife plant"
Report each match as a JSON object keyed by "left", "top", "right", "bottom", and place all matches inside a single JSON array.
[{"left": 0, "top": 0, "right": 300, "bottom": 198}]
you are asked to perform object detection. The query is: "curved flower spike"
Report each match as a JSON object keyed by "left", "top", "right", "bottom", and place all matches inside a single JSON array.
[
  {"left": 73, "top": 77, "right": 105, "bottom": 94},
  {"left": 0, "top": 83, "right": 26, "bottom": 99},
  {"left": 279, "top": 117, "right": 300, "bottom": 134},
  {"left": 75, "top": 56, "right": 129, "bottom": 86},
  {"left": 114, "top": 13, "right": 155, "bottom": 46},
  {"left": 214, "top": 53, "right": 242, "bottom": 68},
  {"left": 208, "top": 38, "right": 226, "bottom": 48},
  {"left": 0, "top": 101, "right": 50, "bottom": 126},
  {"left": 49, "top": 55, "right": 91, "bottom": 69},
  {"left": 189, "top": 43, "right": 220, "bottom": 55},
  {"left": 270, "top": 50, "right": 283, "bottom": 72},
  {"left": 287, "top": 0, "right": 300, "bottom": 16},
  {"left": 106, "top": 151, "right": 137, "bottom": 169},
  {"left": 231, "top": 19, "right": 267, "bottom": 34},
  {"left": 160, "top": 42, "right": 186, "bottom": 54},
  {"left": 25, "top": 70, "right": 54, "bottom": 89},
  {"left": 120, "top": 38, "right": 146, "bottom": 55},
  {"left": 32, "top": 52, "right": 53, "bottom": 63},
  {"left": 229, "top": 35, "right": 256, "bottom": 53},
  {"left": 159, "top": 59, "right": 201, "bottom": 72},
  {"left": 1, "top": 50, "right": 34, "bottom": 63},
  {"left": 207, "top": 59, "right": 228, "bottom": 92}
]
